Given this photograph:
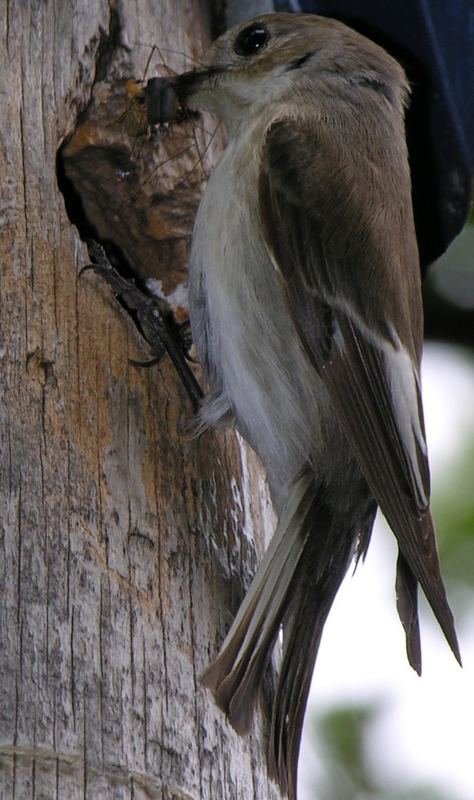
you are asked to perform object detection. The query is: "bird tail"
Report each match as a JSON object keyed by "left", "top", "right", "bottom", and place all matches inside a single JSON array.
[
  {"left": 393, "top": 507, "right": 461, "bottom": 675},
  {"left": 201, "top": 468, "right": 373, "bottom": 799}
]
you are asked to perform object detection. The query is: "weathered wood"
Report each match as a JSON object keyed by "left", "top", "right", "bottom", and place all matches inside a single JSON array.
[{"left": 0, "top": 1, "right": 281, "bottom": 797}]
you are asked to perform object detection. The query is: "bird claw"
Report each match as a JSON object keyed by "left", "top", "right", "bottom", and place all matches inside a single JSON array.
[{"left": 82, "top": 240, "right": 203, "bottom": 408}]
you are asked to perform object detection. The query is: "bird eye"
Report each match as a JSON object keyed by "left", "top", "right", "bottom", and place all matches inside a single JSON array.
[{"left": 234, "top": 24, "right": 270, "bottom": 57}]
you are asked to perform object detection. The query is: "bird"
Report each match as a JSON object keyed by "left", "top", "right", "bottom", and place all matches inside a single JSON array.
[{"left": 156, "top": 13, "right": 461, "bottom": 799}]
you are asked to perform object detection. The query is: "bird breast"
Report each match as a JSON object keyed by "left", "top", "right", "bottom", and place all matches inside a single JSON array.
[{"left": 188, "top": 118, "right": 332, "bottom": 502}]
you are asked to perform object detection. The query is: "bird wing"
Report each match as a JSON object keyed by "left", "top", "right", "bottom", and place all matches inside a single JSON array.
[{"left": 258, "top": 117, "right": 460, "bottom": 665}]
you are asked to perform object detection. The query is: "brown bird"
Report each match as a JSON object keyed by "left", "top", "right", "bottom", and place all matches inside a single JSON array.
[{"left": 152, "top": 13, "right": 461, "bottom": 798}]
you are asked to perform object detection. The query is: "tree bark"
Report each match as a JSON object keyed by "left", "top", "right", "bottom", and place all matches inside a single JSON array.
[{"left": 0, "top": 1, "right": 281, "bottom": 797}]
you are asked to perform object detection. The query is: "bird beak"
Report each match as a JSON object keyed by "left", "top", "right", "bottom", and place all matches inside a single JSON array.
[{"left": 144, "top": 65, "right": 222, "bottom": 126}]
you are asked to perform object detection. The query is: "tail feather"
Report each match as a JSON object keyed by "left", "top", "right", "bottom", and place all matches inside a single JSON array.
[
  {"left": 385, "top": 505, "right": 461, "bottom": 668},
  {"left": 201, "top": 470, "right": 319, "bottom": 733},
  {"left": 395, "top": 550, "right": 422, "bottom": 674},
  {"left": 269, "top": 506, "right": 362, "bottom": 799},
  {"left": 269, "top": 611, "right": 324, "bottom": 798},
  {"left": 201, "top": 468, "right": 376, "bottom": 798}
]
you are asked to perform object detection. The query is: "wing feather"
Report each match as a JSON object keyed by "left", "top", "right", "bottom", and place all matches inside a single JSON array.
[{"left": 258, "top": 118, "right": 460, "bottom": 664}]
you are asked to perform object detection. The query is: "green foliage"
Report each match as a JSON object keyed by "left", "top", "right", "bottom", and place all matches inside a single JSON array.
[
  {"left": 433, "top": 438, "right": 474, "bottom": 593},
  {"left": 310, "top": 702, "right": 462, "bottom": 800},
  {"left": 315, "top": 703, "right": 379, "bottom": 799}
]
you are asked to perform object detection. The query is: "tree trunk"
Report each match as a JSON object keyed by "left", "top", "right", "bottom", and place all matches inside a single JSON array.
[{"left": 0, "top": 1, "right": 281, "bottom": 797}]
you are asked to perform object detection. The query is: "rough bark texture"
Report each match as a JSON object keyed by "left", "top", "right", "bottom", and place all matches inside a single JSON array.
[{"left": 0, "top": 1, "right": 282, "bottom": 797}]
